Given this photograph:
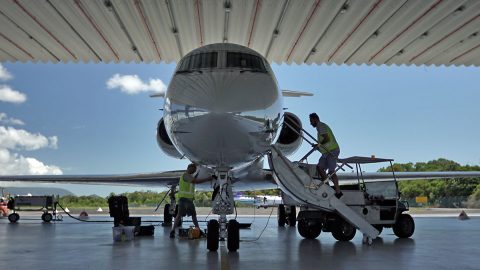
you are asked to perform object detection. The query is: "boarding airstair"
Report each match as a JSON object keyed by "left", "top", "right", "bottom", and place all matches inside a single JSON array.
[{"left": 267, "top": 119, "right": 379, "bottom": 241}]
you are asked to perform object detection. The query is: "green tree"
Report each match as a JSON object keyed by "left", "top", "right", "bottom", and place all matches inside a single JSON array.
[{"left": 379, "top": 159, "right": 480, "bottom": 207}]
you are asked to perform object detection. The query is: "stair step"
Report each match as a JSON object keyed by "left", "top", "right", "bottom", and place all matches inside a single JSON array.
[{"left": 268, "top": 146, "right": 379, "bottom": 239}]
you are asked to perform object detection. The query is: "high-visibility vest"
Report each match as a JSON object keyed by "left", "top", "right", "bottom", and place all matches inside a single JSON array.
[
  {"left": 319, "top": 123, "right": 339, "bottom": 154},
  {"left": 177, "top": 174, "right": 195, "bottom": 200}
]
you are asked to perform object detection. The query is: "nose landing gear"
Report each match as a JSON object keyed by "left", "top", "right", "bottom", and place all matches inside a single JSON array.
[{"left": 206, "top": 172, "right": 240, "bottom": 252}]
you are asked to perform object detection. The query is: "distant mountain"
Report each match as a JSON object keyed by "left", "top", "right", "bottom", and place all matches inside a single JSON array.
[{"left": 1, "top": 187, "right": 73, "bottom": 197}]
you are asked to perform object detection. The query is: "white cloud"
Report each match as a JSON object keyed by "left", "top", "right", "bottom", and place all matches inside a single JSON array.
[
  {"left": 106, "top": 74, "right": 166, "bottom": 95},
  {"left": 0, "top": 112, "right": 25, "bottom": 125},
  {"left": 0, "top": 148, "right": 62, "bottom": 175},
  {"left": 0, "top": 126, "right": 62, "bottom": 175},
  {"left": 0, "top": 85, "right": 27, "bottom": 104},
  {"left": 0, "top": 66, "right": 61, "bottom": 175},
  {"left": 0, "top": 126, "right": 57, "bottom": 151},
  {"left": 0, "top": 64, "right": 13, "bottom": 81}
]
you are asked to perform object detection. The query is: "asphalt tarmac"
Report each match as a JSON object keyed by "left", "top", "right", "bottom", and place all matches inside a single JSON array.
[{"left": 1, "top": 213, "right": 479, "bottom": 270}]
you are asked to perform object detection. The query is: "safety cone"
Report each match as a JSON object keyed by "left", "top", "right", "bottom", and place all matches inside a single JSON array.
[{"left": 458, "top": 210, "right": 470, "bottom": 220}]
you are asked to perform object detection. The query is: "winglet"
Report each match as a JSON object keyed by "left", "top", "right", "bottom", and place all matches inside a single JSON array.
[
  {"left": 282, "top": 90, "right": 314, "bottom": 97},
  {"left": 149, "top": 92, "right": 165, "bottom": 98}
]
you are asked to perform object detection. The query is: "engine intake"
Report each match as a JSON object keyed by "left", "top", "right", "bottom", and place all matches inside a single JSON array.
[
  {"left": 275, "top": 112, "right": 302, "bottom": 156},
  {"left": 156, "top": 118, "right": 183, "bottom": 159}
]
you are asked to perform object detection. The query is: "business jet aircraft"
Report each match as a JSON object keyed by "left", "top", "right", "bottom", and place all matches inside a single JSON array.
[{"left": 2, "top": 43, "right": 480, "bottom": 251}]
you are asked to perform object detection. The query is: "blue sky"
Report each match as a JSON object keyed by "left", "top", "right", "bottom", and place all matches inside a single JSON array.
[{"left": 1, "top": 62, "right": 479, "bottom": 195}]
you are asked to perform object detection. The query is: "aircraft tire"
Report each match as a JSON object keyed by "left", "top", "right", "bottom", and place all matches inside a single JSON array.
[
  {"left": 298, "top": 219, "right": 321, "bottom": 239},
  {"left": 163, "top": 204, "right": 172, "bottom": 224},
  {"left": 207, "top": 219, "right": 219, "bottom": 251},
  {"left": 8, "top": 213, "right": 19, "bottom": 223},
  {"left": 332, "top": 219, "right": 356, "bottom": 241},
  {"left": 227, "top": 219, "right": 240, "bottom": 252},
  {"left": 393, "top": 214, "right": 415, "bottom": 238},
  {"left": 277, "top": 204, "right": 286, "bottom": 227},
  {"left": 41, "top": 213, "right": 53, "bottom": 223},
  {"left": 287, "top": 205, "right": 296, "bottom": 227}
]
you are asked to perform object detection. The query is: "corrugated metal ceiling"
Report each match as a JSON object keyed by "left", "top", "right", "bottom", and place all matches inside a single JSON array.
[{"left": 0, "top": 0, "right": 479, "bottom": 66}]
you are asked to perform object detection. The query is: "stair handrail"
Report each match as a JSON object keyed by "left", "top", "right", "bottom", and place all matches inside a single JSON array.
[{"left": 282, "top": 118, "right": 353, "bottom": 171}]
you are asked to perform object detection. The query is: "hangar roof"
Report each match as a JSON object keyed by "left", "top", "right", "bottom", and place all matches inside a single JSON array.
[{"left": 0, "top": 0, "right": 479, "bottom": 66}]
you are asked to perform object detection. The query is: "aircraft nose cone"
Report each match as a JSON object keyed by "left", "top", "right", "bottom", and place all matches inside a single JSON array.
[{"left": 167, "top": 71, "right": 279, "bottom": 113}]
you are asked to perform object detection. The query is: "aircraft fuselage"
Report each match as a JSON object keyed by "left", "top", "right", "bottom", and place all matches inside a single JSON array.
[{"left": 163, "top": 43, "right": 283, "bottom": 170}]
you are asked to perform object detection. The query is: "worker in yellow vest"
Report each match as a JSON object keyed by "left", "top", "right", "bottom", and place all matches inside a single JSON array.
[
  {"left": 170, "top": 163, "right": 214, "bottom": 238},
  {"left": 309, "top": 113, "right": 342, "bottom": 199}
]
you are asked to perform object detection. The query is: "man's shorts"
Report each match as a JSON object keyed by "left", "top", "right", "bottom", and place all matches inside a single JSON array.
[
  {"left": 178, "top": 198, "right": 197, "bottom": 217},
  {"left": 317, "top": 149, "right": 340, "bottom": 174}
]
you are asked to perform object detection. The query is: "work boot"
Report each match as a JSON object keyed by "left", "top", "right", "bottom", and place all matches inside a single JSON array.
[
  {"left": 169, "top": 230, "right": 175, "bottom": 238},
  {"left": 335, "top": 191, "right": 343, "bottom": 199}
]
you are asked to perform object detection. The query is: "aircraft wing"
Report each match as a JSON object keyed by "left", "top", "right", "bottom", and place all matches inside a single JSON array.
[
  {"left": 0, "top": 171, "right": 184, "bottom": 187},
  {"left": 1, "top": 170, "right": 478, "bottom": 191},
  {"left": 337, "top": 171, "right": 480, "bottom": 184},
  {"left": 0, "top": 170, "right": 276, "bottom": 191}
]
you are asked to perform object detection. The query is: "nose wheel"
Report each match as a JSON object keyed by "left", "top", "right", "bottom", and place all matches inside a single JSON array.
[
  {"left": 207, "top": 219, "right": 239, "bottom": 252},
  {"left": 227, "top": 220, "right": 240, "bottom": 252},
  {"left": 207, "top": 219, "right": 219, "bottom": 251},
  {"left": 207, "top": 172, "right": 240, "bottom": 252}
]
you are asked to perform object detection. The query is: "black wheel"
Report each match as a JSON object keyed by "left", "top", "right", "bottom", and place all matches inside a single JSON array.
[
  {"left": 41, "top": 213, "right": 53, "bottom": 223},
  {"left": 332, "top": 219, "right": 356, "bottom": 241},
  {"left": 163, "top": 204, "right": 172, "bottom": 224},
  {"left": 277, "top": 204, "right": 286, "bottom": 227},
  {"left": 227, "top": 219, "right": 240, "bottom": 252},
  {"left": 393, "top": 214, "right": 415, "bottom": 238},
  {"left": 287, "top": 206, "right": 296, "bottom": 227},
  {"left": 297, "top": 219, "right": 321, "bottom": 239},
  {"left": 374, "top": 225, "right": 383, "bottom": 235},
  {"left": 207, "top": 219, "right": 219, "bottom": 251},
  {"left": 8, "top": 213, "right": 19, "bottom": 223}
]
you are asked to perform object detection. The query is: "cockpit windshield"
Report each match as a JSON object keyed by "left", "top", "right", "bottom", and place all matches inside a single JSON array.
[
  {"left": 177, "top": 52, "right": 218, "bottom": 72},
  {"left": 176, "top": 51, "right": 267, "bottom": 73},
  {"left": 227, "top": 52, "right": 266, "bottom": 72}
]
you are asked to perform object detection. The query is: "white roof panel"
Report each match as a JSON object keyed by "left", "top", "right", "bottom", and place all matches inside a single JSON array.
[{"left": 0, "top": 0, "right": 479, "bottom": 66}]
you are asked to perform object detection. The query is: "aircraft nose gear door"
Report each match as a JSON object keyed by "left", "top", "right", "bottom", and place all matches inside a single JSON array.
[
  {"left": 207, "top": 172, "right": 240, "bottom": 252},
  {"left": 268, "top": 146, "right": 379, "bottom": 242}
]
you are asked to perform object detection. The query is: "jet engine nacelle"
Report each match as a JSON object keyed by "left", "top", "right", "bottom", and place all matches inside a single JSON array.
[
  {"left": 274, "top": 112, "right": 302, "bottom": 156},
  {"left": 156, "top": 118, "right": 183, "bottom": 159}
]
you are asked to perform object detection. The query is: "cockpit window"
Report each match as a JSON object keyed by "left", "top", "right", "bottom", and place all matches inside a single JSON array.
[
  {"left": 178, "top": 52, "right": 218, "bottom": 72},
  {"left": 226, "top": 52, "right": 266, "bottom": 72}
]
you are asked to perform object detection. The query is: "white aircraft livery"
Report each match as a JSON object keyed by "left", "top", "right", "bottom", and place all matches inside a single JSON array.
[{"left": 163, "top": 43, "right": 283, "bottom": 169}]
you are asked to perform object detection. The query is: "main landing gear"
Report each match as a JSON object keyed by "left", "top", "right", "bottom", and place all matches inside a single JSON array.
[
  {"left": 277, "top": 204, "right": 296, "bottom": 227},
  {"left": 206, "top": 172, "right": 240, "bottom": 252},
  {"left": 162, "top": 185, "right": 181, "bottom": 227}
]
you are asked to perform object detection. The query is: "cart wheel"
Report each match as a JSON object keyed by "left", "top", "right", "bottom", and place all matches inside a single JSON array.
[
  {"left": 332, "top": 219, "right": 356, "bottom": 241},
  {"left": 393, "top": 214, "right": 415, "bottom": 238},
  {"left": 277, "top": 204, "right": 286, "bottom": 227},
  {"left": 42, "top": 213, "right": 53, "bottom": 223},
  {"left": 207, "top": 219, "right": 219, "bottom": 252},
  {"left": 8, "top": 213, "right": 19, "bottom": 223},
  {"left": 298, "top": 219, "right": 321, "bottom": 239},
  {"left": 227, "top": 219, "right": 240, "bottom": 252}
]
